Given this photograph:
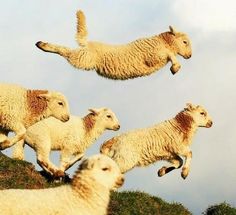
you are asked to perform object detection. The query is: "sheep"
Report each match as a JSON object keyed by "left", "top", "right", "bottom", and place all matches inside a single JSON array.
[
  {"left": 0, "top": 83, "right": 70, "bottom": 161},
  {"left": 36, "top": 10, "right": 192, "bottom": 80},
  {"left": 100, "top": 103, "right": 213, "bottom": 179},
  {"left": 24, "top": 107, "right": 120, "bottom": 177},
  {"left": 0, "top": 154, "right": 125, "bottom": 215}
]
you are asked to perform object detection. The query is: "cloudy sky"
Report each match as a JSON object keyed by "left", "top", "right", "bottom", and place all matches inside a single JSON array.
[{"left": 1, "top": 1, "right": 236, "bottom": 214}]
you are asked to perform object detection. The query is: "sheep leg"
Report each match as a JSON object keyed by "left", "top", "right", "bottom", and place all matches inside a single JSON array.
[
  {"left": 181, "top": 151, "right": 192, "bottom": 179},
  {"left": 37, "top": 151, "right": 64, "bottom": 177},
  {"left": 0, "top": 129, "right": 9, "bottom": 150},
  {"left": 158, "top": 155, "right": 183, "bottom": 177},
  {"left": 60, "top": 153, "right": 84, "bottom": 171},
  {"left": 36, "top": 41, "right": 72, "bottom": 57},
  {"left": 168, "top": 53, "right": 181, "bottom": 74},
  {"left": 0, "top": 124, "right": 25, "bottom": 151}
]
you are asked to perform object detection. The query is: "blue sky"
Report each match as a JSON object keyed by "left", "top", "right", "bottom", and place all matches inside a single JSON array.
[{"left": 1, "top": 1, "right": 236, "bottom": 214}]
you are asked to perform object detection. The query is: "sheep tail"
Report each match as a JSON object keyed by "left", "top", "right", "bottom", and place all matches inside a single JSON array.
[{"left": 76, "top": 10, "right": 88, "bottom": 47}]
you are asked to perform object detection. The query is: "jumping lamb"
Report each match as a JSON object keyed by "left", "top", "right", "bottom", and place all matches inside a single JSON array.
[
  {"left": 36, "top": 10, "right": 192, "bottom": 80},
  {"left": 24, "top": 107, "right": 120, "bottom": 177},
  {"left": 101, "top": 103, "right": 212, "bottom": 179},
  {"left": 0, "top": 154, "right": 125, "bottom": 215},
  {"left": 0, "top": 83, "right": 70, "bottom": 160}
]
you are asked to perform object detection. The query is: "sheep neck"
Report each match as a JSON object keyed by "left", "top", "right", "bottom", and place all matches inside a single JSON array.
[
  {"left": 82, "top": 114, "right": 106, "bottom": 148},
  {"left": 72, "top": 174, "right": 110, "bottom": 214},
  {"left": 170, "top": 111, "right": 197, "bottom": 144},
  {"left": 159, "top": 32, "right": 177, "bottom": 53}
]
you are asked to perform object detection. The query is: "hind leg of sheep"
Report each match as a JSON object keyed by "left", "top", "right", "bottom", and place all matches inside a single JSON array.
[
  {"left": 181, "top": 151, "right": 192, "bottom": 179},
  {"left": 158, "top": 155, "right": 183, "bottom": 177},
  {"left": 36, "top": 41, "right": 72, "bottom": 57},
  {"left": 12, "top": 139, "right": 25, "bottom": 160},
  {"left": 60, "top": 153, "right": 84, "bottom": 172}
]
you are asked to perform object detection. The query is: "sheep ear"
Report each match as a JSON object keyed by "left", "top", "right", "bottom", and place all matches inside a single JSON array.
[
  {"left": 88, "top": 108, "right": 99, "bottom": 115},
  {"left": 185, "top": 103, "right": 195, "bottom": 111},
  {"left": 37, "top": 93, "right": 51, "bottom": 101},
  {"left": 79, "top": 159, "right": 94, "bottom": 170},
  {"left": 169, "top": 26, "right": 177, "bottom": 35}
]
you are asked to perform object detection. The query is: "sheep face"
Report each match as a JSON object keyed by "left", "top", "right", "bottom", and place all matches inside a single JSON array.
[
  {"left": 89, "top": 108, "right": 120, "bottom": 131},
  {"left": 185, "top": 103, "right": 213, "bottom": 128},
  {"left": 42, "top": 92, "right": 70, "bottom": 122},
  {"left": 174, "top": 34, "right": 192, "bottom": 59},
  {"left": 80, "top": 154, "right": 124, "bottom": 190}
]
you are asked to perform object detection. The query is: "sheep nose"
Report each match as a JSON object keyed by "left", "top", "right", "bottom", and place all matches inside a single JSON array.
[
  {"left": 117, "top": 125, "right": 120, "bottom": 130},
  {"left": 206, "top": 120, "right": 213, "bottom": 128},
  {"left": 62, "top": 115, "right": 70, "bottom": 122}
]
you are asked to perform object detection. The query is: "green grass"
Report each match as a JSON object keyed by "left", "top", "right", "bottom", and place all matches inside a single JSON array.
[
  {"left": 108, "top": 191, "right": 191, "bottom": 215},
  {"left": 1, "top": 152, "right": 235, "bottom": 215},
  {"left": 203, "top": 202, "right": 236, "bottom": 215}
]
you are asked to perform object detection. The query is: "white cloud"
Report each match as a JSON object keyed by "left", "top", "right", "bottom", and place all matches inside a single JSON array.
[{"left": 172, "top": 0, "right": 236, "bottom": 31}]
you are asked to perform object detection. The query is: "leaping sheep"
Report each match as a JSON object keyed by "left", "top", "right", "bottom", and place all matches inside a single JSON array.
[
  {"left": 101, "top": 103, "right": 213, "bottom": 179},
  {"left": 0, "top": 83, "right": 70, "bottom": 160},
  {"left": 36, "top": 10, "right": 192, "bottom": 80},
  {"left": 0, "top": 154, "right": 125, "bottom": 215},
  {"left": 24, "top": 108, "right": 120, "bottom": 177}
]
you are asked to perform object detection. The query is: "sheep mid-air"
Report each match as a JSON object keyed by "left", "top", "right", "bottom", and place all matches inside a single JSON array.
[
  {"left": 0, "top": 83, "right": 70, "bottom": 160},
  {"left": 0, "top": 154, "right": 125, "bottom": 215},
  {"left": 36, "top": 10, "right": 192, "bottom": 80},
  {"left": 24, "top": 108, "right": 120, "bottom": 177},
  {"left": 101, "top": 103, "right": 213, "bottom": 179}
]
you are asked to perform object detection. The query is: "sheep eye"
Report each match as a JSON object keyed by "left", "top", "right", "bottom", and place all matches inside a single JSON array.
[
  {"left": 183, "top": 40, "right": 188, "bottom": 45},
  {"left": 102, "top": 167, "right": 109, "bottom": 171},
  {"left": 106, "top": 115, "right": 112, "bottom": 119},
  {"left": 200, "top": 112, "right": 206, "bottom": 116},
  {"left": 58, "top": 102, "right": 64, "bottom": 106}
]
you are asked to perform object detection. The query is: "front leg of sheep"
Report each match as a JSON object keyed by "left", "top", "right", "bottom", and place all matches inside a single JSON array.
[
  {"left": 37, "top": 150, "right": 64, "bottom": 177},
  {"left": 168, "top": 53, "right": 181, "bottom": 75},
  {"left": 181, "top": 151, "right": 192, "bottom": 179},
  {"left": 60, "top": 153, "right": 84, "bottom": 172},
  {"left": 0, "top": 129, "right": 9, "bottom": 150}
]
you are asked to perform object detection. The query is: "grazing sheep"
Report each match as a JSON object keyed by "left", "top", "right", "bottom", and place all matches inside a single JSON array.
[
  {"left": 0, "top": 83, "right": 70, "bottom": 160},
  {"left": 24, "top": 108, "right": 120, "bottom": 177},
  {"left": 101, "top": 103, "right": 213, "bottom": 179},
  {"left": 0, "top": 154, "right": 125, "bottom": 215},
  {"left": 36, "top": 10, "right": 192, "bottom": 80}
]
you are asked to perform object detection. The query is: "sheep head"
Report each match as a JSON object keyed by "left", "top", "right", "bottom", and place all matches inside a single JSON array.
[
  {"left": 88, "top": 108, "right": 120, "bottom": 131},
  {"left": 39, "top": 91, "right": 70, "bottom": 122},
  {"left": 184, "top": 103, "right": 213, "bottom": 128},
  {"left": 169, "top": 26, "right": 192, "bottom": 59},
  {"left": 77, "top": 154, "right": 124, "bottom": 190}
]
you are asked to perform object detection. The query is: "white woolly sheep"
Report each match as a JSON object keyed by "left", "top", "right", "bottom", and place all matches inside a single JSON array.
[
  {"left": 0, "top": 83, "right": 70, "bottom": 160},
  {"left": 24, "top": 107, "right": 120, "bottom": 177},
  {"left": 0, "top": 154, "right": 125, "bottom": 215},
  {"left": 101, "top": 103, "right": 213, "bottom": 179},
  {"left": 36, "top": 10, "right": 192, "bottom": 80}
]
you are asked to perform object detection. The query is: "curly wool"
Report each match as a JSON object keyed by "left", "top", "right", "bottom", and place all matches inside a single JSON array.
[
  {"left": 36, "top": 10, "right": 192, "bottom": 80},
  {"left": 24, "top": 108, "right": 120, "bottom": 176},
  {"left": 0, "top": 83, "right": 70, "bottom": 159},
  {"left": 101, "top": 104, "right": 212, "bottom": 178}
]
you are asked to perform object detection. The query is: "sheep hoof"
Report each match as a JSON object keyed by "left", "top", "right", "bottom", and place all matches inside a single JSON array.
[
  {"left": 170, "top": 63, "right": 181, "bottom": 75},
  {"left": 158, "top": 167, "right": 166, "bottom": 177},
  {"left": 181, "top": 167, "right": 189, "bottom": 179},
  {"left": 0, "top": 139, "right": 11, "bottom": 150},
  {"left": 35, "top": 41, "right": 47, "bottom": 50}
]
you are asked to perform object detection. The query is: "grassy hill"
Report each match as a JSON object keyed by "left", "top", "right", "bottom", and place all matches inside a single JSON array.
[{"left": 0, "top": 152, "right": 235, "bottom": 215}]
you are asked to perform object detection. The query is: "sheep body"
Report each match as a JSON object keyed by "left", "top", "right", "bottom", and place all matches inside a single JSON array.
[
  {"left": 0, "top": 83, "right": 70, "bottom": 160},
  {"left": 24, "top": 108, "right": 120, "bottom": 176},
  {"left": 36, "top": 10, "right": 192, "bottom": 80},
  {"left": 101, "top": 103, "right": 212, "bottom": 179},
  {"left": 0, "top": 154, "right": 125, "bottom": 215}
]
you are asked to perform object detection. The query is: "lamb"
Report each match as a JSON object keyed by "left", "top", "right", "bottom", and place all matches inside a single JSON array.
[
  {"left": 0, "top": 154, "right": 125, "bottom": 215},
  {"left": 0, "top": 83, "right": 70, "bottom": 160},
  {"left": 36, "top": 10, "right": 192, "bottom": 80},
  {"left": 101, "top": 103, "right": 213, "bottom": 179},
  {"left": 24, "top": 107, "right": 120, "bottom": 177}
]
